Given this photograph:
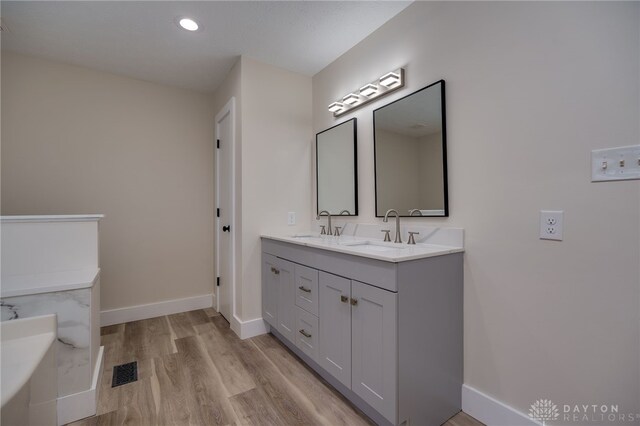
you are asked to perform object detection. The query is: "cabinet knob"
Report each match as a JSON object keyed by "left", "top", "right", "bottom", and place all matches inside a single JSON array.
[
  {"left": 340, "top": 295, "right": 348, "bottom": 303},
  {"left": 298, "top": 286, "right": 311, "bottom": 293},
  {"left": 298, "top": 329, "right": 312, "bottom": 338},
  {"left": 350, "top": 298, "right": 358, "bottom": 306},
  {"left": 271, "top": 267, "right": 280, "bottom": 275}
]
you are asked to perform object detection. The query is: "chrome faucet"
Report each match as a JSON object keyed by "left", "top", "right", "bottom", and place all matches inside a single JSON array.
[
  {"left": 317, "top": 210, "right": 333, "bottom": 235},
  {"left": 408, "top": 209, "right": 423, "bottom": 217},
  {"left": 383, "top": 209, "right": 402, "bottom": 243}
]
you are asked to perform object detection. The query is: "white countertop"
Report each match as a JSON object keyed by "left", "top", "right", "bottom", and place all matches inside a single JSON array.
[
  {"left": 261, "top": 233, "right": 463, "bottom": 263},
  {"left": 1, "top": 268, "right": 100, "bottom": 298},
  {"left": 1, "top": 314, "right": 57, "bottom": 407},
  {"left": 1, "top": 214, "right": 104, "bottom": 223}
]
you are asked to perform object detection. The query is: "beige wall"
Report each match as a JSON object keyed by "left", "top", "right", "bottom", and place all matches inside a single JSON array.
[
  {"left": 313, "top": 1, "right": 640, "bottom": 419},
  {"left": 211, "top": 56, "right": 312, "bottom": 323},
  {"left": 1, "top": 51, "right": 216, "bottom": 311},
  {"left": 239, "top": 56, "right": 312, "bottom": 320}
]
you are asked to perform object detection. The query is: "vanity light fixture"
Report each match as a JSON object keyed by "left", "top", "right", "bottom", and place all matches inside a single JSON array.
[
  {"left": 360, "top": 83, "right": 378, "bottom": 97},
  {"left": 178, "top": 17, "right": 199, "bottom": 31},
  {"left": 328, "top": 68, "right": 405, "bottom": 117},
  {"left": 328, "top": 102, "right": 345, "bottom": 113},
  {"left": 379, "top": 71, "right": 401, "bottom": 87},
  {"left": 343, "top": 93, "right": 360, "bottom": 105}
]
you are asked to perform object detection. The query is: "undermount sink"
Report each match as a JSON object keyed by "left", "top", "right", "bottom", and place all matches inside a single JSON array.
[{"left": 340, "top": 240, "right": 406, "bottom": 252}]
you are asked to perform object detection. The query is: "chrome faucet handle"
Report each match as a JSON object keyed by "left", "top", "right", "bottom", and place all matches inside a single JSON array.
[
  {"left": 408, "top": 231, "right": 420, "bottom": 245},
  {"left": 334, "top": 226, "right": 342, "bottom": 236},
  {"left": 319, "top": 225, "right": 326, "bottom": 235},
  {"left": 381, "top": 229, "right": 391, "bottom": 242}
]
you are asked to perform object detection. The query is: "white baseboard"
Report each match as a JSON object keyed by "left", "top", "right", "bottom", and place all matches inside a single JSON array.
[
  {"left": 231, "top": 315, "right": 268, "bottom": 340},
  {"left": 57, "top": 345, "right": 104, "bottom": 425},
  {"left": 101, "top": 294, "right": 213, "bottom": 326},
  {"left": 462, "top": 384, "right": 540, "bottom": 426}
]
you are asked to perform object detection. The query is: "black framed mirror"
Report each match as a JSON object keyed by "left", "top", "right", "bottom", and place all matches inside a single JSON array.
[
  {"left": 316, "top": 118, "right": 358, "bottom": 216},
  {"left": 373, "top": 80, "right": 448, "bottom": 217}
]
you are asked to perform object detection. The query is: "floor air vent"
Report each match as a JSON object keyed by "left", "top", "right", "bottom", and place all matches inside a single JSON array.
[{"left": 112, "top": 361, "right": 138, "bottom": 387}]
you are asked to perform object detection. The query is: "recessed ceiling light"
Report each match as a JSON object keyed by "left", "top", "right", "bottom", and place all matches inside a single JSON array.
[{"left": 179, "top": 18, "right": 199, "bottom": 31}]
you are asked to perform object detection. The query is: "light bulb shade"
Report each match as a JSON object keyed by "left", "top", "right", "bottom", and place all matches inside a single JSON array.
[
  {"left": 379, "top": 71, "right": 401, "bottom": 87},
  {"left": 328, "top": 102, "right": 344, "bottom": 113},
  {"left": 359, "top": 83, "right": 378, "bottom": 97},
  {"left": 342, "top": 93, "right": 359, "bottom": 105}
]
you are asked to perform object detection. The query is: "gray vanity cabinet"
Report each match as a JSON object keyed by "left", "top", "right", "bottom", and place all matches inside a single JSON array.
[
  {"left": 261, "top": 237, "right": 463, "bottom": 426},
  {"left": 318, "top": 272, "right": 398, "bottom": 421},
  {"left": 351, "top": 280, "right": 398, "bottom": 422},
  {"left": 318, "top": 272, "right": 352, "bottom": 388},
  {"left": 262, "top": 254, "right": 279, "bottom": 327},
  {"left": 276, "top": 258, "right": 296, "bottom": 342}
]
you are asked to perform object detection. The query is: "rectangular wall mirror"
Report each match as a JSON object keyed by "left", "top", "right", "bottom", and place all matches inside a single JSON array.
[
  {"left": 374, "top": 80, "right": 448, "bottom": 217},
  {"left": 316, "top": 118, "right": 358, "bottom": 216}
]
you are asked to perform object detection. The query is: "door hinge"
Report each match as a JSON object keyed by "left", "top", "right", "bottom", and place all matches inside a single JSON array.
[
  {"left": 216, "top": 277, "right": 220, "bottom": 287},
  {"left": 217, "top": 208, "right": 220, "bottom": 218},
  {"left": 216, "top": 139, "right": 220, "bottom": 149}
]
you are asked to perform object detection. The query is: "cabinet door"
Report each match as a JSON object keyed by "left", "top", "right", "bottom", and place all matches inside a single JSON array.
[
  {"left": 276, "top": 258, "right": 296, "bottom": 342},
  {"left": 262, "top": 253, "right": 279, "bottom": 327},
  {"left": 318, "top": 271, "right": 351, "bottom": 388},
  {"left": 351, "top": 280, "right": 397, "bottom": 423}
]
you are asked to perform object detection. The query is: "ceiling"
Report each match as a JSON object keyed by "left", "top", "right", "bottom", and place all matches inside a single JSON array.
[{"left": 1, "top": 1, "right": 412, "bottom": 93}]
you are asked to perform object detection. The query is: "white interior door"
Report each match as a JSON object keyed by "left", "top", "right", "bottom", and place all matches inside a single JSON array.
[{"left": 215, "top": 98, "right": 235, "bottom": 322}]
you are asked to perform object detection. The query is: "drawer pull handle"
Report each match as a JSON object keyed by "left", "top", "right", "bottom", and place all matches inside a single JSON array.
[
  {"left": 299, "top": 329, "right": 312, "bottom": 338},
  {"left": 298, "top": 286, "right": 311, "bottom": 293},
  {"left": 340, "top": 295, "right": 348, "bottom": 303},
  {"left": 350, "top": 298, "right": 358, "bottom": 306}
]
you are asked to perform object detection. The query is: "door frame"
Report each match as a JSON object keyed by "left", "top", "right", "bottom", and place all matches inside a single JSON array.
[{"left": 214, "top": 96, "right": 236, "bottom": 321}]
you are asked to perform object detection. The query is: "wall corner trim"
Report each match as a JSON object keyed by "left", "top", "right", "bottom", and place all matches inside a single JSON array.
[
  {"left": 100, "top": 294, "right": 213, "bottom": 326},
  {"left": 462, "top": 384, "right": 541, "bottom": 426},
  {"left": 231, "top": 315, "right": 268, "bottom": 340}
]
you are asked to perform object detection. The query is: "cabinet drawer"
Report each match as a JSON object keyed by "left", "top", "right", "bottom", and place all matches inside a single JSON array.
[
  {"left": 295, "top": 307, "right": 319, "bottom": 362},
  {"left": 294, "top": 264, "right": 319, "bottom": 316}
]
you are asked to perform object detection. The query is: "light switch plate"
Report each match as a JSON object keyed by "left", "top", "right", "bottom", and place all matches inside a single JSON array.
[
  {"left": 287, "top": 212, "right": 296, "bottom": 226},
  {"left": 540, "top": 210, "right": 563, "bottom": 241},
  {"left": 591, "top": 145, "right": 640, "bottom": 182}
]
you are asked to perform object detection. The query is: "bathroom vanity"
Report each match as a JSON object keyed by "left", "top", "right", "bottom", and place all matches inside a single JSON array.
[{"left": 261, "top": 225, "right": 463, "bottom": 426}]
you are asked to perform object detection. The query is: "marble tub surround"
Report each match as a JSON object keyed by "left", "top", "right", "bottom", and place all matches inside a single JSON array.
[
  {"left": 1, "top": 287, "right": 94, "bottom": 396},
  {"left": 263, "top": 223, "right": 463, "bottom": 262},
  {"left": 1, "top": 314, "right": 58, "bottom": 426},
  {"left": 0, "top": 215, "right": 103, "bottom": 425}
]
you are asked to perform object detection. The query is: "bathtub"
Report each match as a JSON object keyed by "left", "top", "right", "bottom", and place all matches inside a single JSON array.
[{"left": 1, "top": 215, "right": 104, "bottom": 425}]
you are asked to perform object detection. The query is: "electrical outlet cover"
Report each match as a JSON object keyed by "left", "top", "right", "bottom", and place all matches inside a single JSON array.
[
  {"left": 540, "top": 210, "right": 563, "bottom": 241},
  {"left": 287, "top": 211, "right": 296, "bottom": 226}
]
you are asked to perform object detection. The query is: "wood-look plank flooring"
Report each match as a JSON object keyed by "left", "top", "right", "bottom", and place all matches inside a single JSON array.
[{"left": 69, "top": 308, "right": 484, "bottom": 426}]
